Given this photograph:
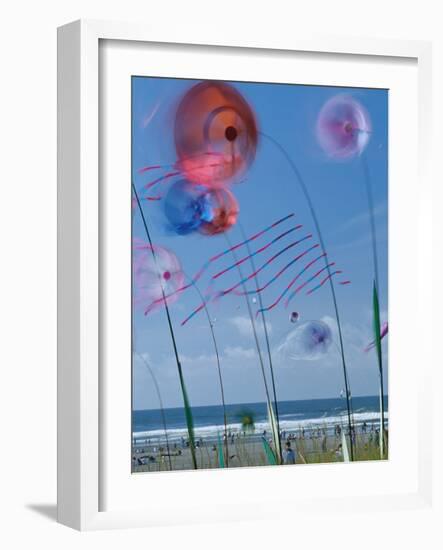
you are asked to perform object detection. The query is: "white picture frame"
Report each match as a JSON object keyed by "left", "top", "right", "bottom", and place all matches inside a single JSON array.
[{"left": 57, "top": 19, "right": 434, "bottom": 531}]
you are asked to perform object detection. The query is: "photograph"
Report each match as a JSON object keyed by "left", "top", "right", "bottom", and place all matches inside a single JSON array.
[{"left": 131, "top": 76, "right": 389, "bottom": 473}]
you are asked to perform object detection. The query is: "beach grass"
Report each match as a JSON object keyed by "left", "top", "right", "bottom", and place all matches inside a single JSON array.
[
  {"left": 132, "top": 182, "right": 198, "bottom": 469},
  {"left": 260, "top": 132, "right": 355, "bottom": 460},
  {"left": 133, "top": 429, "right": 388, "bottom": 473}
]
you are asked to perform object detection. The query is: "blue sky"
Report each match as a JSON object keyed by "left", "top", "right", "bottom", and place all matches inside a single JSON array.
[{"left": 132, "top": 77, "right": 388, "bottom": 410}]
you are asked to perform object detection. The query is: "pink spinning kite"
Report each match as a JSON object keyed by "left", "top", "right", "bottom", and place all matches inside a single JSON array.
[
  {"left": 316, "top": 95, "right": 371, "bottom": 159},
  {"left": 133, "top": 240, "right": 185, "bottom": 313}
]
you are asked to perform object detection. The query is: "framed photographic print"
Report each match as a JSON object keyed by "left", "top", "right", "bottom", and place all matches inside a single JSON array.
[
  {"left": 130, "top": 76, "right": 388, "bottom": 473},
  {"left": 57, "top": 20, "right": 434, "bottom": 531}
]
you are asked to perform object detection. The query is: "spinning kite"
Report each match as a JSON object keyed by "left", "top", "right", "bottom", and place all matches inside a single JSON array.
[
  {"left": 316, "top": 95, "right": 371, "bottom": 159},
  {"left": 139, "top": 81, "right": 258, "bottom": 200},
  {"left": 133, "top": 241, "right": 185, "bottom": 313},
  {"left": 276, "top": 320, "right": 333, "bottom": 361}
]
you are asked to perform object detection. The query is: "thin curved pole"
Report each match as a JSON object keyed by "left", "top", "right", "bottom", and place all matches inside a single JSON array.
[
  {"left": 361, "top": 155, "right": 386, "bottom": 456},
  {"left": 135, "top": 353, "right": 173, "bottom": 470},
  {"left": 187, "top": 276, "right": 230, "bottom": 466},
  {"left": 238, "top": 224, "right": 282, "bottom": 452},
  {"left": 132, "top": 182, "right": 197, "bottom": 469},
  {"left": 224, "top": 233, "right": 281, "bottom": 463},
  {"left": 260, "top": 132, "right": 354, "bottom": 460}
]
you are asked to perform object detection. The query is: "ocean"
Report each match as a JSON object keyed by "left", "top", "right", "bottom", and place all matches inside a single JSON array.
[{"left": 132, "top": 395, "right": 388, "bottom": 445}]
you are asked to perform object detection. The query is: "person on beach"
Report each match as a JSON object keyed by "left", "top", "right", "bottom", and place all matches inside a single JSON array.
[
  {"left": 282, "top": 441, "right": 296, "bottom": 465},
  {"left": 351, "top": 426, "right": 356, "bottom": 445},
  {"left": 334, "top": 443, "right": 343, "bottom": 460}
]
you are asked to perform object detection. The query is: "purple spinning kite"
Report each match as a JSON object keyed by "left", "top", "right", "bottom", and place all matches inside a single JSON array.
[{"left": 316, "top": 95, "right": 371, "bottom": 159}]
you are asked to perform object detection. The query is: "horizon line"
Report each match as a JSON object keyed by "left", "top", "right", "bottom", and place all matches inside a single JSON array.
[{"left": 133, "top": 393, "right": 388, "bottom": 413}]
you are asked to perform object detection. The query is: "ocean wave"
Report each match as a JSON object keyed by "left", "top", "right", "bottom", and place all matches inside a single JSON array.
[{"left": 133, "top": 410, "right": 388, "bottom": 442}]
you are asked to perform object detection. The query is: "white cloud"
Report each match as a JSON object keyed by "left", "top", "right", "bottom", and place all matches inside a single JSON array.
[
  {"left": 180, "top": 346, "right": 257, "bottom": 365},
  {"left": 336, "top": 201, "right": 387, "bottom": 234},
  {"left": 224, "top": 346, "right": 256, "bottom": 360},
  {"left": 179, "top": 352, "right": 217, "bottom": 369},
  {"left": 329, "top": 200, "right": 387, "bottom": 253},
  {"left": 134, "top": 351, "right": 152, "bottom": 364},
  {"left": 229, "top": 315, "right": 272, "bottom": 337},
  {"left": 331, "top": 233, "right": 387, "bottom": 253}
]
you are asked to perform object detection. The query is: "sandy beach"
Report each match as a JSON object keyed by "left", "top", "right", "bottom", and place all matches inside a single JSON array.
[{"left": 132, "top": 426, "right": 388, "bottom": 473}]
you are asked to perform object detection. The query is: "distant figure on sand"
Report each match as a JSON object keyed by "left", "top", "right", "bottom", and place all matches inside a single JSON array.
[
  {"left": 334, "top": 443, "right": 343, "bottom": 460},
  {"left": 282, "top": 441, "right": 296, "bottom": 465}
]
